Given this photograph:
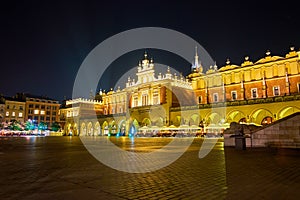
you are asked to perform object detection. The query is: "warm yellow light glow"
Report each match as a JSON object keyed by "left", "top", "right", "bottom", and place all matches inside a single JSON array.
[
  {"left": 34, "top": 109, "right": 39, "bottom": 114},
  {"left": 18, "top": 112, "right": 23, "bottom": 117},
  {"left": 40, "top": 110, "right": 45, "bottom": 115}
]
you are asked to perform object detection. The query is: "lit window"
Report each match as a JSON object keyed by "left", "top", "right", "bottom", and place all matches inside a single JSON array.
[
  {"left": 142, "top": 94, "right": 148, "bottom": 106},
  {"left": 40, "top": 110, "right": 45, "bottom": 115},
  {"left": 134, "top": 96, "right": 138, "bottom": 107},
  {"left": 213, "top": 93, "right": 218, "bottom": 102},
  {"left": 34, "top": 109, "right": 39, "bottom": 114},
  {"left": 198, "top": 96, "right": 202, "bottom": 104},
  {"left": 251, "top": 88, "right": 257, "bottom": 98},
  {"left": 273, "top": 86, "right": 280, "bottom": 96},
  {"left": 6, "top": 111, "right": 9, "bottom": 117},
  {"left": 12, "top": 112, "right": 15, "bottom": 117},
  {"left": 231, "top": 91, "right": 237, "bottom": 100},
  {"left": 153, "top": 92, "right": 159, "bottom": 105},
  {"left": 73, "top": 110, "right": 78, "bottom": 116},
  {"left": 19, "top": 112, "right": 23, "bottom": 118}
]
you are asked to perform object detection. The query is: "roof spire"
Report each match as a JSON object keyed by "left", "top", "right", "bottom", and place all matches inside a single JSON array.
[{"left": 195, "top": 46, "right": 199, "bottom": 68}]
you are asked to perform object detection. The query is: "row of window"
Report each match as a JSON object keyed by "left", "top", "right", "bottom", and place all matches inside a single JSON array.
[
  {"left": 198, "top": 86, "right": 282, "bottom": 103},
  {"left": 66, "top": 110, "right": 79, "bottom": 117},
  {"left": 28, "top": 116, "right": 56, "bottom": 121},
  {"left": 28, "top": 105, "right": 58, "bottom": 110},
  {"left": 103, "top": 107, "right": 124, "bottom": 115},
  {"left": 132, "top": 93, "right": 160, "bottom": 107},
  {"left": 6, "top": 105, "right": 23, "bottom": 110},
  {"left": 28, "top": 109, "right": 56, "bottom": 115},
  {"left": 6, "top": 111, "right": 23, "bottom": 118}
]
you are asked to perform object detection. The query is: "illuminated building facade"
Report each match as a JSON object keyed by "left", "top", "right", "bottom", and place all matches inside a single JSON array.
[
  {"left": 61, "top": 47, "right": 300, "bottom": 136},
  {"left": 3, "top": 98, "right": 26, "bottom": 123},
  {"left": 0, "top": 96, "right": 5, "bottom": 124},
  {"left": 1, "top": 93, "right": 61, "bottom": 127},
  {"left": 184, "top": 47, "right": 300, "bottom": 126},
  {"left": 21, "top": 94, "right": 61, "bottom": 125}
]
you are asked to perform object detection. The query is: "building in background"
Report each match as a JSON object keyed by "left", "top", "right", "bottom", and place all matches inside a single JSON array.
[
  {"left": 0, "top": 96, "right": 5, "bottom": 125},
  {"left": 0, "top": 93, "right": 61, "bottom": 130},
  {"left": 3, "top": 97, "right": 26, "bottom": 123},
  {"left": 62, "top": 47, "right": 300, "bottom": 136},
  {"left": 19, "top": 94, "right": 60, "bottom": 126}
]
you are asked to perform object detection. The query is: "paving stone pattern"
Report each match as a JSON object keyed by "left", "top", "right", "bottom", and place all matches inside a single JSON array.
[{"left": 0, "top": 137, "right": 299, "bottom": 200}]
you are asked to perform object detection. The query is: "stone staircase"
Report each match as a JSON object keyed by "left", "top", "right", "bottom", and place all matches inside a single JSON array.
[
  {"left": 224, "top": 112, "right": 300, "bottom": 148},
  {"left": 265, "top": 136, "right": 300, "bottom": 148},
  {"left": 251, "top": 112, "right": 300, "bottom": 148}
]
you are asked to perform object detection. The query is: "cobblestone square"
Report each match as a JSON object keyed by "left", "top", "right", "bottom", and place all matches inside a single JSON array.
[{"left": 0, "top": 136, "right": 299, "bottom": 200}]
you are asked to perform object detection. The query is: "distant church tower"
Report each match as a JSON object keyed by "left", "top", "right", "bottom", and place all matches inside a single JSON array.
[{"left": 191, "top": 46, "right": 203, "bottom": 73}]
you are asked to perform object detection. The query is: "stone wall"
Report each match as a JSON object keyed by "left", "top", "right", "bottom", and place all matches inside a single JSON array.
[{"left": 224, "top": 112, "right": 300, "bottom": 148}]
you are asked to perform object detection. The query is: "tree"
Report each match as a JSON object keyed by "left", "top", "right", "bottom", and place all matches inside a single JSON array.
[
  {"left": 9, "top": 120, "right": 22, "bottom": 131},
  {"left": 38, "top": 121, "right": 47, "bottom": 131},
  {"left": 51, "top": 122, "right": 61, "bottom": 132},
  {"left": 25, "top": 120, "right": 35, "bottom": 131}
]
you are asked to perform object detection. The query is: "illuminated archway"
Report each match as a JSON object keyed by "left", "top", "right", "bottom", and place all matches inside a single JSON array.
[
  {"left": 155, "top": 117, "right": 164, "bottom": 127},
  {"left": 142, "top": 118, "right": 151, "bottom": 127},
  {"left": 250, "top": 108, "right": 273, "bottom": 125},
  {"left": 189, "top": 114, "right": 199, "bottom": 126},
  {"left": 129, "top": 119, "right": 139, "bottom": 136},
  {"left": 118, "top": 120, "right": 126, "bottom": 136},
  {"left": 239, "top": 118, "right": 247, "bottom": 123},
  {"left": 72, "top": 123, "right": 78, "bottom": 136},
  {"left": 102, "top": 121, "right": 109, "bottom": 136},
  {"left": 226, "top": 110, "right": 246, "bottom": 123},
  {"left": 110, "top": 120, "right": 117, "bottom": 135},
  {"left": 206, "top": 112, "right": 223, "bottom": 125},
  {"left": 261, "top": 116, "right": 273, "bottom": 125},
  {"left": 80, "top": 123, "right": 86, "bottom": 136},
  {"left": 278, "top": 106, "right": 300, "bottom": 119},
  {"left": 94, "top": 122, "right": 100, "bottom": 136},
  {"left": 87, "top": 122, "right": 93, "bottom": 136},
  {"left": 173, "top": 115, "right": 181, "bottom": 126}
]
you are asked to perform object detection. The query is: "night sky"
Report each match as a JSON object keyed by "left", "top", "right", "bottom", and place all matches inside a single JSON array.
[{"left": 1, "top": 0, "right": 299, "bottom": 102}]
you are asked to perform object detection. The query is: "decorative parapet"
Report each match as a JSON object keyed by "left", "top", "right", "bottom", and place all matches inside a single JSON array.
[
  {"left": 170, "top": 78, "right": 192, "bottom": 89},
  {"left": 66, "top": 98, "right": 103, "bottom": 106}
]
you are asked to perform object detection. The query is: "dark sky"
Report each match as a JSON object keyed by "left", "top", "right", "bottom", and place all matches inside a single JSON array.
[{"left": 1, "top": 0, "right": 299, "bottom": 102}]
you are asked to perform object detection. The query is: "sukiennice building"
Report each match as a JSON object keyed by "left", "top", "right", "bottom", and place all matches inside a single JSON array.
[{"left": 60, "top": 47, "right": 300, "bottom": 136}]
